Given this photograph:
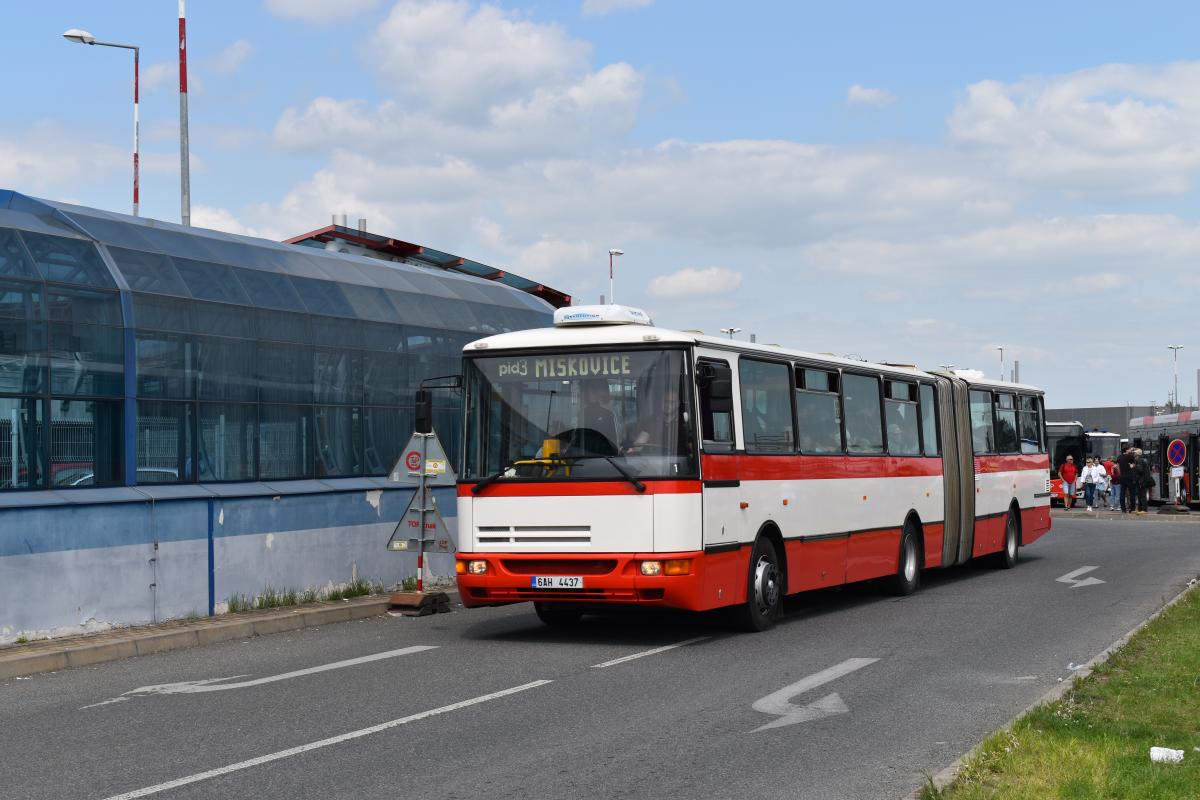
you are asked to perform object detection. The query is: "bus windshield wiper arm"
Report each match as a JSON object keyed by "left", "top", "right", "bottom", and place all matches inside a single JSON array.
[
  {"left": 471, "top": 457, "right": 532, "bottom": 494},
  {"left": 569, "top": 454, "right": 646, "bottom": 493}
]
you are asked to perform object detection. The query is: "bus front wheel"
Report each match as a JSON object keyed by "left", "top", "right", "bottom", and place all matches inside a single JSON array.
[
  {"left": 994, "top": 510, "right": 1019, "bottom": 569},
  {"left": 734, "top": 537, "right": 782, "bottom": 632}
]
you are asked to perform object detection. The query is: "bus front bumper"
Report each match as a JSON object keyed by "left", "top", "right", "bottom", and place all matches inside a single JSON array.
[{"left": 454, "top": 550, "right": 733, "bottom": 612}]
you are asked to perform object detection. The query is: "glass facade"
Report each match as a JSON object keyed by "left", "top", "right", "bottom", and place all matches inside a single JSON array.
[{"left": 0, "top": 191, "right": 553, "bottom": 489}]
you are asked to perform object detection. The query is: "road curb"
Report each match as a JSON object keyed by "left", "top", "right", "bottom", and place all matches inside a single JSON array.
[
  {"left": 0, "top": 596, "right": 396, "bottom": 681},
  {"left": 905, "top": 575, "right": 1200, "bottom": 799}
]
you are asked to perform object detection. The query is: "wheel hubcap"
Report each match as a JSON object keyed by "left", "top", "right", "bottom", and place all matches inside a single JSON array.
[
  {"left": 754, "top": 556, "right": 779, "bottom": 614},
  {"left": 903, "top": 538, "right": 917, "bottom": 582},
  {"left": 1007, "top": 519, "right": 1017, "bottom": 558}
]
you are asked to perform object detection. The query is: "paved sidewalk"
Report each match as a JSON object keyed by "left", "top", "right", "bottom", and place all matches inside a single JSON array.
[
  {"left": 0, "top": 595, "right": 392, "bottom": 681},
  {"left": 1052, "top": 506, "right": 1200, "bottom": 523}
]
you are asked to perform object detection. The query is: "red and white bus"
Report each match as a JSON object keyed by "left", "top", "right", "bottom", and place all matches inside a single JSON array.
[{"left": 454, "top": 306, "right": 1052, "bottom": 630}]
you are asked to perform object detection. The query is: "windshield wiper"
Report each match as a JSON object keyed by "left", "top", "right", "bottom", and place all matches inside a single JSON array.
[
  {"left": 471, "top": 457, "right": 534, "bottom": 495},
  {"left": 567, "top": 454, "right": 646, "bottom": 493}
]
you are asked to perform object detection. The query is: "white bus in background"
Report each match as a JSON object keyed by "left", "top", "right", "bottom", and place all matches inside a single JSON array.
[{"left": 454, "top": 306, "right": 1052, "bottom": 631}]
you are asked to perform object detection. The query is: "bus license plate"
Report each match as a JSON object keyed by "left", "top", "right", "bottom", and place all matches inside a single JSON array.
[{"left": 531, "top": 576, "right": 584, "bottom": 589}]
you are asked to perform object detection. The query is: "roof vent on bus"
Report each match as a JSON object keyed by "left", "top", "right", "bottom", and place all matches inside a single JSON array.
[{"left": 553, "top": 304, "right": 654, "bottom": 327}]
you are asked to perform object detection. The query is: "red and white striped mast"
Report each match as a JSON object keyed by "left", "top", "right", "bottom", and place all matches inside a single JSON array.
[{"left": 179, "top": 0, "right": 191, "bottom": 226}]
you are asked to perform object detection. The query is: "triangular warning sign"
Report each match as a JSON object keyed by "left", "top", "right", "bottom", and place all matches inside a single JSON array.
[
  {"left": 389, "top": 432, "right": 457, "bottom": 486},
  {"left": 386, "top": 489, "right": 456, "bottom": 553}
]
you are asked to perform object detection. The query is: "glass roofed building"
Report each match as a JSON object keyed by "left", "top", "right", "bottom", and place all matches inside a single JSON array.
[
  {"left": 0, "top": 190, "right": 562, "bottom": 492},
  {"left": 0, "top": 190, "right": 566, "bottom": 639}
]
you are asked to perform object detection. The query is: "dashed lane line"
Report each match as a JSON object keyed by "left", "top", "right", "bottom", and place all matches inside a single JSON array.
[{"left": 590, "top": 636, "right": 710, "bottom": 669}]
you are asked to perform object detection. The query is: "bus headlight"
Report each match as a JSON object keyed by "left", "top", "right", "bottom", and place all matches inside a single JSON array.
[
  {"left": 462, "top": 560, "right": 488, "bottom": 575},
  {"left": 640, "top": 561, "right": 662, "bottom": 576}
]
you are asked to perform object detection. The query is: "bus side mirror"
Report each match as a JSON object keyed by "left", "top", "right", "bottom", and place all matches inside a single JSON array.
[
  {"left": 698, "top": 363, "right": 733, "bottom": 413},
  {"left": 415, "top": 388, "right": 433, "bottom": 433}
]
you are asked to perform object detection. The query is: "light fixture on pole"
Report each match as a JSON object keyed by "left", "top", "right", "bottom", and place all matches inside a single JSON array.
[
  {"left": 720, "top": 327, "right": 742, "bottom": 340},
  {"left": 607, "top": 249, "right": 623, "bottom": 305},
  {"left": 938, "top": 363, "right": 955, "bottom": 373},
  {"left": 63, "top": 28, "right": 139, "bottom": 217},
  {"left": 996, "top": 346, "right": 1005, "bottom": 381},
  {"left": 1168, "top": 345, "right": 1184, "bottom": 409}
]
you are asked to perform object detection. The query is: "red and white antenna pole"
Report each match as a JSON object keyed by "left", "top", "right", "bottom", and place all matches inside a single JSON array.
[
  {"left": 179, "top": 0, "right": 191, "bottom": 226},
  {"left": 132, "top": 46, "right": 139, "bottom": 217}
]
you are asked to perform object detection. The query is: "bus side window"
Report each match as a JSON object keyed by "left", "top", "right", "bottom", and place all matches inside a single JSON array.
[
  {"left": 969, "top": 389, "right": 995, "bottom": 454},
  {"left": 796, "top": 368, "right": 842, "bottom": 454},
  {"left": 697, "top": 359, "right": 734, "bottom": 452},
  {"left": 919, "top": 383, "right": 939, "bottom": 456},
  {"left": 843, "top": 373, "right": 884, "bottom": 454},
  {"left": 739, "top": 358, "right": 795, "bottom": 453},
  {"left": 995, "top": 392, "right": 1020, "bottom": 454},
  {"left": 1017, "top": 395, "right": 1040, "bottom": 454},
  {"left": 884, "top": 380, "right": 920, "bottom": 456}
]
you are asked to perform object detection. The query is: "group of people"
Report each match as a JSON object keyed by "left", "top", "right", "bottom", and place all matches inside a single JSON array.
[{"left": 1058, "top": 447, "right": 1155, "bottom": 514}]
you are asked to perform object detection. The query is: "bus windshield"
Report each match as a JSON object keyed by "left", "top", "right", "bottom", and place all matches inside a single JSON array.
[
  {"left": 463, "top": 348, "right": 697, "bottom": 481},
  {"left": 1087, "top": 434, "right": 1121, "bottom": 461}
]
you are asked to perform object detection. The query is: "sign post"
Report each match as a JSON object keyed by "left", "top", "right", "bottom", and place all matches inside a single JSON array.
[
  {"left": 1163, "top": 438, "right": 1189, "bottom": 514},
  {"left": 386, "top": 429, "right": 457, "bottom": 613}
]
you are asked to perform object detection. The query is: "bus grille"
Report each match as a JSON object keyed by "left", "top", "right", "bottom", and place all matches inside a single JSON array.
[
  {"left": 501, "top": 559, "right": 617, "bottom": 575},
  {"left": 477, "top": 525, "right": 591, "bottom": 545}
]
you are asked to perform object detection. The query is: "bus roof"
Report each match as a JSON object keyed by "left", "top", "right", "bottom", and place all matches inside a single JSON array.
[
  {"left": 463, "top": 323, "right": 1044, "bottom": 393},
  {"left": 1129, "top": 410, "right": 1199, "bottom": 430}
]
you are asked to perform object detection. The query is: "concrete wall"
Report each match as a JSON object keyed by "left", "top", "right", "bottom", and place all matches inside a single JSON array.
[{"left": 0, "top": 485, "right": 458, "bottom": 644}]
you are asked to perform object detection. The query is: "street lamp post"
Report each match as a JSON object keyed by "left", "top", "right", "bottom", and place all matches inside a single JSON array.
[
  {"left": 719, "top": 327, "right": 742, "bottom": 340},
  {"left": 996, "top": 346, "right": 1005, "bottom": 381},
  {"left": 1168, "top": 345, "right": 1184, "bottom": 409},
  {"left": 607, "top": 249, "right": 623, "bottom": 305},
  {"left": 63, "top": 28, "right": 139, "bottom": 216}
]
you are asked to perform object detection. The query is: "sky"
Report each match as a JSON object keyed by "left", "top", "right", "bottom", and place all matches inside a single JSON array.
[{"left": 4, "top": 0, "right": 1200, "bottom": 408}]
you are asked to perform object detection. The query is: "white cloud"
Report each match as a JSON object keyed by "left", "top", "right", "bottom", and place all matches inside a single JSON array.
[
  {"left": 264, "top": 0, "right": 382, "bottom": 23},
  {"left": 581, "top": 0, "right": 655, "bottom": 16},
  {"left": 647, "top": 267, "right": 742, "bottom": 297},
  {"left": 0, "top": 127, "right": 124, "bottom": 192},
  {"left": 191, "top": 205, "right": 261, "bottom": 237},
  {"left": 142, "top": 62, "right": 175, "bottom": 92},
  {"left": 948, "top": 62, "right": 1200, "bottom": 196},
  {"left": 847, "top": 84, "right": 895, "bottom": 107},
  {"left": 209, "top": 40, "right": 253, "bottom": 76},
  {"left": 1069, "top": 272, "right": 1130, "bottom": 292}
]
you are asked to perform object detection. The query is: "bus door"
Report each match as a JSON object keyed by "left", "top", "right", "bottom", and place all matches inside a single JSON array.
[
  {"left": 937, "top": 376, "right": 975, "bottom": 566},
  {"left": 696, "top": 356, "right": 742, "bottom": 549}
]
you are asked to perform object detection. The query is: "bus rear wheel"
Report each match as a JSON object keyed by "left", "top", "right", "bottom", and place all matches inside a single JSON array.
[
  {"left": 534, "top": 602, "right": 583, "bottom": 627},
  {"left": 889, "top": 524, "right": 920, "bottom": 596},
  {"left": 734, "top": 537, "right": 782, "bottom": 632},
  {"left": 994, "top": 510, "right": 1019, "bottom": 569}
]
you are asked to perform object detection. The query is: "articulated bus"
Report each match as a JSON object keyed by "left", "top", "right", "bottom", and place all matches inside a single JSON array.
[
  {"left": 1129, "top": 411, "right": 1200, "bottom": 506},
  {"left": 454, "top": 306, "right": 1052, "bottom": 631}
]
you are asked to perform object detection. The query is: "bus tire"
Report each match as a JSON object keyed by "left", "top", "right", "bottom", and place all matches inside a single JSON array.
[
  {"left": 533, "top": 602, "right": 582, "bottom": 627},
  {"left": 889, "top": 524, "right": 920, "bottom": 596},
  {"left": 734, "top": 537, "right": 783, "bottom": 632},
  {"left": 994, "top": 510, "right": 1019, "bottom": 569}
]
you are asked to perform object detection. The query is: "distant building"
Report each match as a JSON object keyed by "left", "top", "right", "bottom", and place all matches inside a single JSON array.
[{"left": 1044, "top": 405, "right": 1198, "bottom": 439}]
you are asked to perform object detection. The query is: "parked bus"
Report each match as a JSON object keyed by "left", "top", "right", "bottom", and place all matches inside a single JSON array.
[
  {"left": 454, "top": 306, "right": 1052, "bottom": 630},
  {"left": 1046, "top": 422, "right": 1121, "bottom": 504},
  {"left": 1130, "top": 411, "right": 1200, "bottom": 506}
]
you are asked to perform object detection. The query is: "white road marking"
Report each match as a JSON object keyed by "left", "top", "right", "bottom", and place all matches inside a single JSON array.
[
  {"left": 590, "top": 636, "right": 710, "bottom": 668},
  {"left": 1056, "top": 566, "right": 1106, "bottom": 589},
  {"left": 100, "top": 680, "right": 553, "bottom": 800},
  {"left": 752, "top": 657, "right": 879, "bottom": 732},
  {"left": 81, "top": 646, "right": 436, "bottom": 709}
]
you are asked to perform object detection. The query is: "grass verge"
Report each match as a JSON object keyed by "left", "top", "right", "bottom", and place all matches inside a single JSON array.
[{"left": 922, "top": 582, "right": 1200, "bottom": 799}]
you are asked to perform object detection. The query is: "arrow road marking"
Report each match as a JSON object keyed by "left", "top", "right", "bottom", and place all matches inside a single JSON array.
[
  {"left": 82, "top": 645, "right": 436, "bottom": 709},
  {"left": 751, "top": 657, "right": 878, "bottom": 732},
  {"left": 1056, "top": 566, "right": 1106, "bottom": 589}
]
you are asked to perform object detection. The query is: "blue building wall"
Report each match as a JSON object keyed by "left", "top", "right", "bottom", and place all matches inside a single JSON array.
[{"left": 0, "top": 484, "right": 459, "bottom": 642}]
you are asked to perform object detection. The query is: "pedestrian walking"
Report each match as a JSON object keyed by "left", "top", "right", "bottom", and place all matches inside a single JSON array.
[
  {"left": 1093, "top": 458, "right": 1109, "bottom": 510},
  {"left": 1059, "top": 455, "right": 1078, "bottom": 510},
  {"left": 1081, "top": 457, "right": 1099, "bottom": 511},
  {"left": 1117, "top": 446, "right": 1137, "bottom": 513},
  {"left": 1102, "top": 456, "right": 1115, "bottom": 508}
]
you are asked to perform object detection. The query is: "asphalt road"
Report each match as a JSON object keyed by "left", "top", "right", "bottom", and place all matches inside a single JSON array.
[{"left": 3, "top": 515, "right": 1199, "bottom": 800}]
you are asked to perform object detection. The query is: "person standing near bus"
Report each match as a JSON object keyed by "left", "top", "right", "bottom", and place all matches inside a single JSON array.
[
  {"left": 1117, "top": 446, "right": 1137, "bottom": 513},
  {"left": 1133, "top": 448, "right": 1151, "bottom": 514},
  {"left": 1109, "top": 459, "right": 1122, "bottom": 510},
  {"left": 1059, "top": 454, "right": 1078, "bottom": 509},
  {"left": 1081, "top": 457, "right": 1099, "bottom": 511},
  {"left": 1092, "top": 458, "right": 1109, "bottom": 511}
]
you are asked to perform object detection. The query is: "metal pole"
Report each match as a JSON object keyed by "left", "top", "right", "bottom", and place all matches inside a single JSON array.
[
  {"left": 1168, "top": 345, "right": 1183, "bottom": 409},
  {"left": 608, "top": 252, "right": 614, "bottom": 306},
  {"left": 179, "top": 0, "right": 191, "bottom": 226},
  {"left": 417, "top": 432, "right": 429, "bottom": 593},
  {"left": 133, "top": 46, "right": 139, "bottom": 216}
]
